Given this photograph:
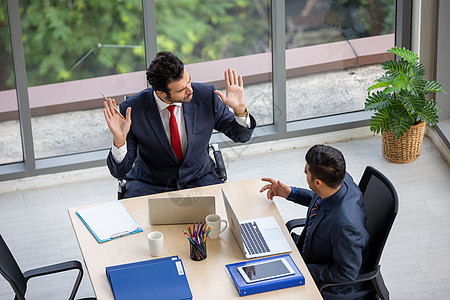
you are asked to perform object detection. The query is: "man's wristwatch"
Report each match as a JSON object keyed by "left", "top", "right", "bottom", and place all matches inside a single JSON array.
[{"left": 234, "top": 106, "right": 249, "bottom": 117}]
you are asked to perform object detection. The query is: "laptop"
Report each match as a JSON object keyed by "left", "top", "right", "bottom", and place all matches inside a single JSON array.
[
  {"left": 221, "top": 190, "right": 291, "bottom": 259},
  {"left": 148, "top": 196, "right": 215, "bottom": 225}
]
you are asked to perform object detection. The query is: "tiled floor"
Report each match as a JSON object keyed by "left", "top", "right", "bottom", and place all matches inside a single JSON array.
[{"left": 1, "top": 128, "right": 449, "bottom": 299}]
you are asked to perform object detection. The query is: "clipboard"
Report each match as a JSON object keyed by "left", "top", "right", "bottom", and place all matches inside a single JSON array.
[{"left": 76, "top": 200, "right": 142, "bottom": 243}]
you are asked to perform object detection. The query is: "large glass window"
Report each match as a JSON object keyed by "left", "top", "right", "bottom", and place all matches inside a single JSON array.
[
  {"left": 1, "top": 0, "right": 419, "bottom": 181},
  {"left": 0, "top": 2, "right": 23, "bottom": 164},
  {"left": 18, "top": 0, "right": 145, "bottom": 159},
  {"left": 285, "top": 0, "right": 396, "bottom": 122},
  {"left": 155, "top": 0, "right": 274, "bottom": 126}
]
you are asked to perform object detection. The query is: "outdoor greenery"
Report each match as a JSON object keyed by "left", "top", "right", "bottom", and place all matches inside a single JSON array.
[
  {"left": 0, "top": 0, "right": 395, "bottom": 91},
  {"left": 323, "top": 0, "right": 395, "bottom": 38},
  {"left": 365, "top": 46, "right": 446, "bottom": 138}
]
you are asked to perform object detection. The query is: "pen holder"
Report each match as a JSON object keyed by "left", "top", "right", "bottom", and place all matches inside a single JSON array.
[{"left": 189, "top": 240, "right": 207, "bottom": 261}]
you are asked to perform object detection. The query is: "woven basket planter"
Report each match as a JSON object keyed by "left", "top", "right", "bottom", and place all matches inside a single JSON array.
[{"left": 381, "top": 121, "right": 426, "bottom": 163}]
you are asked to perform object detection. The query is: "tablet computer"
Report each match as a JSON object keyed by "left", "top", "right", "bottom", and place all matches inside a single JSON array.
[{"left": 237, "top": 257, "right": 295, "bottom": 283}]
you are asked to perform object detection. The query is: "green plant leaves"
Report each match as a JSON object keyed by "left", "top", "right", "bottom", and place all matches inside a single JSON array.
[
  {"left": 416, "top": 100, "right": 440, "bottom": 125},
  {"left": 387, "top": 46, "right": 419, "bottom": 63},
  {"left": 369, "top": 110, "right": 391, "bottom": 134},
  {"left": 364, "top": 46, "right": 446, "bottom": 138},
  {"left": 425, "top": 81, "right": 447, "bottom": 94},
  {"left": 365, "top": 91, "right": 390, "bottom": 110}
]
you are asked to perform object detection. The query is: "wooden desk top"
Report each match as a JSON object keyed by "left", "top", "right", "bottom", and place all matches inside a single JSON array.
[{"left": 68, "top": 178, "right": 322, "bottom": 299}]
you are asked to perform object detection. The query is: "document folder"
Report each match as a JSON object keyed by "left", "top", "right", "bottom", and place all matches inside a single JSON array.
[
  {"left": 225, "top": 254, "right": 304, "bottom": 296},
  {"left": 76, "top": 200, "right": 142, "bottom": 243},
  {"left": 106, "top": 256, "right": 192, "bottom": 300}
]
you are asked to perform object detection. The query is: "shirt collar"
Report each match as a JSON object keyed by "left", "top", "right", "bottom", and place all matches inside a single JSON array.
[
  {"left": 153, "top": 91, "right": 182, "bottom": 112},
  {"left": 318, "top": 177, "right": 348, "bottom": 208}
]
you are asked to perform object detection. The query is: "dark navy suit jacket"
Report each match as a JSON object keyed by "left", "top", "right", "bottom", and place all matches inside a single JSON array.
[
  {"left": 106, "top": 82, "right": 256, "bottom": 197},
  {"left": 288, "top": 173, "right": 370, "bottom": 299}
]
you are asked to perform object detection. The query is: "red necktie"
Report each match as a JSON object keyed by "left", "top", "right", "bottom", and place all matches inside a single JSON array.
[{"left": 167, "top": 105, "right": 183, "bottom": 161}]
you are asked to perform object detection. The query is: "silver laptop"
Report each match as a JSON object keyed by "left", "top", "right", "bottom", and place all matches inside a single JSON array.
[
  {"left": 148, "top": 196, "right": 215, "bottom": 225},
  {"left": 222, "top": 190, "right": 291, "bottom": 259}
]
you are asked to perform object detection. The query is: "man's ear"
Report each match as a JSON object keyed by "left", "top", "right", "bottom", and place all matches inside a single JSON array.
[
  {"left": 155, "top": 90, "right": 167, "bottom": 99},
  {"left": 314, "top": 178, "right": 323, "bottom": 188}
]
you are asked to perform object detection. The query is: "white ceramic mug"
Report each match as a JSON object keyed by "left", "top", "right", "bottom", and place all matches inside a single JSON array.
[
  {"left": 147, "top": 231, "right": 163, "bottom": 256},
  {"left": 206, "top": 214, "right": 228, "bottom": 239}
]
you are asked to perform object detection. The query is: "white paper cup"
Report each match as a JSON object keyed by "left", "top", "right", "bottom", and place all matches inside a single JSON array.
[{"left": 147, "top": 231, "right": 163, "bottom": 256}]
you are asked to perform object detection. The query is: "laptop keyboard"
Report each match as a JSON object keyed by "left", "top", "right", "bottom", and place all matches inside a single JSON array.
[{"left": 240, "top": 222, "right": 270, "bottom": 255}]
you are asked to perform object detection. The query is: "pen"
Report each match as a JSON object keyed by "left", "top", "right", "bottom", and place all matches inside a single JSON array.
[
  {"left": 110, "top": 231, "right": 130, "bottom": 239},
  {"left": 205, "top": 228, "right": 211, "bottom": 239},
  {"left": 101, "top": 92, "right": 125, "bottom": 119},
  {"left": 185, "top": 235, "right": 207, "bottom": 256},
  {"left": 184, "top": 230, "right": 207, "bottom": 259}
]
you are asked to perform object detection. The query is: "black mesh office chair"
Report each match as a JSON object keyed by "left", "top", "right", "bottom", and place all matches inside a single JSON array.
[
  {"left": 0, "top": 234, "right": 95, "bottom": 300},
  {"left": 286, "top": 166, "right": 399, "bottom": 300}
]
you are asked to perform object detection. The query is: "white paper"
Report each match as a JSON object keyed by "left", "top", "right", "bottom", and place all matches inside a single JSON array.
[{"left": 77, "top": 201, "right": 141, "bottom": 241}]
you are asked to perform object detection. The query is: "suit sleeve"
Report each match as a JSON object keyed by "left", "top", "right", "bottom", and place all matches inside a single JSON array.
[
  {"left": 307, "top": 224, "right": 366, "bottom": 283},
  {"left": 286, "top": 186, "right": 315, "bottom": 207},
  {"left": 106, "top": 103, "right": 138, "bottom": 179},
  {"left": 212, "top": 88, "right": 256, "bottom": 142}
]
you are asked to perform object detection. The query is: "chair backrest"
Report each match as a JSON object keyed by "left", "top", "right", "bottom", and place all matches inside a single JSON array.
[
  {"left": 358, "top": 166, "right": 399, "bottom": 271},
  {"left": 0, "top": 234, "right": 27, "bottom": 299}
]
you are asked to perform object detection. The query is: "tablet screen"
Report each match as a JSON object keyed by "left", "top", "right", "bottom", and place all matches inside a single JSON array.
[{"left": 238, "top": 258, "right": 294, "bottom": 283}]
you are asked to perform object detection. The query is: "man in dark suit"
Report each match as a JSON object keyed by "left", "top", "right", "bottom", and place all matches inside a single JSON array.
[
  {"left": 260, "top": 145, "right": 371, "bottom": 300},
  {"left": 103, "top": 51, "right": 256, "bottom": 198}
]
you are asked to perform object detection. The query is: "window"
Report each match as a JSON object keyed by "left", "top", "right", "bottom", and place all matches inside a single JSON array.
[
  {"left": 0, "top": 2, "right": 23, "bottom": 164},
  {"left": 155, "top": 0, "right": 274, "bottom": 126},
  {"left": 18, "top": 0, "right": 146, "bottom": 159},
  {"left": 285, "top": 0, "right": 396, "bottom": 121}
]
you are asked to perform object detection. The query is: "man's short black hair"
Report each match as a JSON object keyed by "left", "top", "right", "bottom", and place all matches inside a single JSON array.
[
  {"left": 146, "top": 51, "right": 184, "bottom": 95},
  {"left": 305, "top": 144, "right": 346, "bottom": 189}
]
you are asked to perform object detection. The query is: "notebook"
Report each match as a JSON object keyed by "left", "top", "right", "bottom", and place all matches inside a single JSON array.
[
  {"left": 222, "top": 190, "right": 291, "bottom": 259},
  {"left": 149, "top": 196, "right": 215, "bottom": 225}
]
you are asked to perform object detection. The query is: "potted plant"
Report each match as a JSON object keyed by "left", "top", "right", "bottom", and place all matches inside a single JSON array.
[{"left": 364, "top": 46, "right": 446, "bottom": 163}]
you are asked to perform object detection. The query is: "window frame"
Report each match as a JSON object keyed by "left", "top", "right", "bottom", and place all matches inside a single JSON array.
[{"left": 1, "top": 0, "right": 413, "bottom": 181}]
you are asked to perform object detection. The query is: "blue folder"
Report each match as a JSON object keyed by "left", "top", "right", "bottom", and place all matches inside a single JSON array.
[
  {"left": 225, "top": 254, "right": 305, "bottom": 296},
  {"left": 106, "top": 256, "right": 192, "bottom": 300}
]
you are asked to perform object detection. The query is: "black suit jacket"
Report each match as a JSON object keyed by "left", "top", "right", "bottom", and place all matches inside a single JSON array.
[{"left": 107, "top": 82, "right": 256, "bottom": 195}]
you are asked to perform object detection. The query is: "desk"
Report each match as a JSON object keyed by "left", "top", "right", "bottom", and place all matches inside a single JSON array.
[{"left": 68, "top": 178, "right": 322, "bottom": 299}]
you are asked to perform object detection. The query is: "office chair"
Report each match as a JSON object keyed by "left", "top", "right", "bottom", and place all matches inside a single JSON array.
[
  {"left": 0, "top": 234, "right": 95, "bottom": 300},
  {"left": 285, "top": 166, "right": 399, "bottom": 300}
]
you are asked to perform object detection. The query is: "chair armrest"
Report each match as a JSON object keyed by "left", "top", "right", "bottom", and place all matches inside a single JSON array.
[
  {"left": 317, "top": 269, "right": 379, "bottom": 291},
  {"left": 209, "top": 144, "right": 227, "bottom": 182},
  {"left": 23, "top": 260, "right": 83, "bottom": 300},
  {"left": 285, "top": 218, "right": 306, "bottom": 232},
  {"left": 118, "top": 179, "right": 126, "bottom": 200}
]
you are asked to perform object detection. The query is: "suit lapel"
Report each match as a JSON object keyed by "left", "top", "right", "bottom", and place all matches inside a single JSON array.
[
  {"left": 303, "top": 183, "right": 348, "bottom": 257},
  {"left": 181, "top": 101, "right": 197, "bottom": 164},
  {"left": 144, "top": 92, "right": 178, "bottom": 161}
]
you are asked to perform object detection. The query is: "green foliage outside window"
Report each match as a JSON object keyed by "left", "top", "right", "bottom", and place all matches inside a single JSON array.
[{"left": 0, "top": 0, "right": 395, "bottom": 90}]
